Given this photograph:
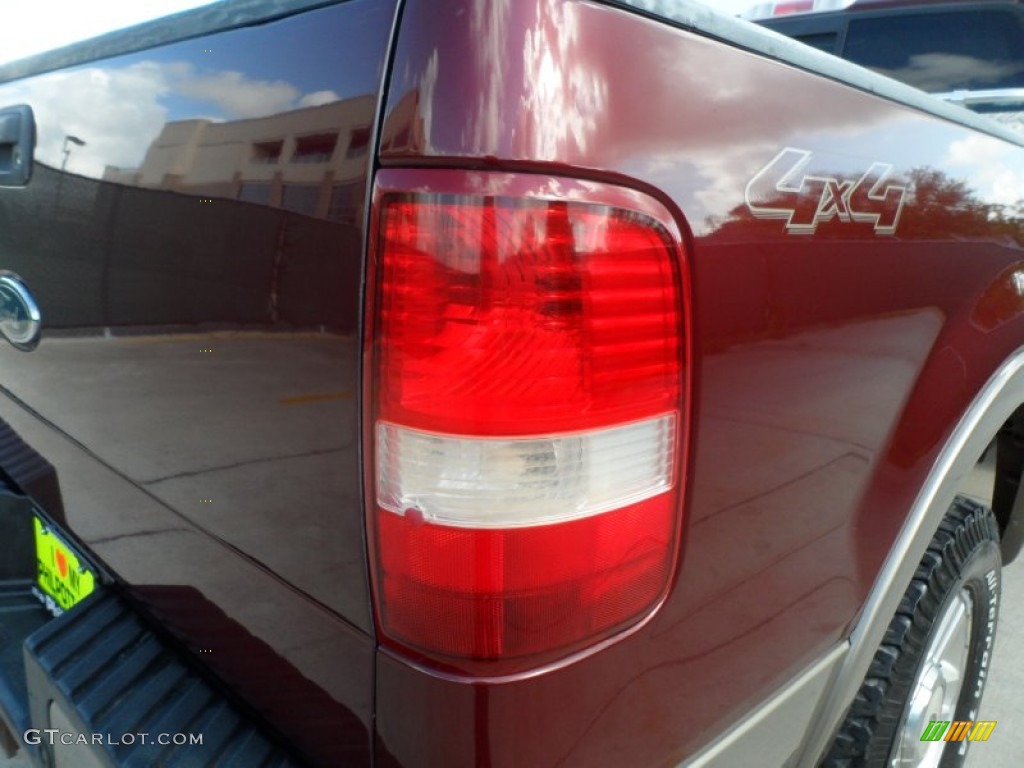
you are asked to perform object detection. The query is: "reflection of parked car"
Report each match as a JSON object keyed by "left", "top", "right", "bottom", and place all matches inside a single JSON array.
[
  {"left": 751, "top": 0, "right": 1024, "bottom": 134},
  {"left": 0, "top": 1, "right": 1021, "bottom": 767}
]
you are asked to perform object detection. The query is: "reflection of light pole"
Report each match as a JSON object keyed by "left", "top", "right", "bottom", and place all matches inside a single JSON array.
[
  {"left": 61, "top": 136, "right": 86, "bottom": 172},
  {"left": 57, "top": 135, "right": 86, "bottom": 212}
]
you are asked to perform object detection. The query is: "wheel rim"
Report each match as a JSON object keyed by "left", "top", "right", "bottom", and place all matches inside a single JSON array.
[{"left": 890, "top": 588, "right": 974, "bottom": 768}]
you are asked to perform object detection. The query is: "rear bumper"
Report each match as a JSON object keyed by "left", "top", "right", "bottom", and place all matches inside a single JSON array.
[
  {"left": 0, "top": 581, "right": 47, "bottom": 763},
  {"left": 0, "top": 490, "right": 304, "bottom": 767}
]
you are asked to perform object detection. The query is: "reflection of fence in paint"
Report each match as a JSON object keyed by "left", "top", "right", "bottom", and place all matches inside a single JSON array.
[
  {"left": 0, "top": 164, "right": 360, "bottom": 331},
  {"left": 920, "top": 720, "right": 997, "bottom": 742}
]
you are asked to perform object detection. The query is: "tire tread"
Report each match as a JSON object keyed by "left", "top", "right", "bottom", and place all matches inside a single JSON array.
[{"left": 820, "top": 497, "right": 1000, "bottom": 767}]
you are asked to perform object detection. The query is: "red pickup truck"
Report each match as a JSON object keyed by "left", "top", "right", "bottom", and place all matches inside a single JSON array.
[{"left": 0, "top": 1, "right": 1020, "bottom": 766}]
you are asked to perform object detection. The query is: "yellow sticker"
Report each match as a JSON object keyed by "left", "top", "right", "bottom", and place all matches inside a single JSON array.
[{"left": 34, "top": 516, "right": 95, "bottom": 614}]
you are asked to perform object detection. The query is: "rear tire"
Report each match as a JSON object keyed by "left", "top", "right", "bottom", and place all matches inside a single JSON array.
[{"left": 823, "top": 497, "right": 1001, "bottom": 768}]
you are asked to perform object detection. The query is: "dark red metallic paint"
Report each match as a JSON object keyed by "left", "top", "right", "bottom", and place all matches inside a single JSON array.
[
  {"left": 373, "top": 0, "right": 1024, "bottom": 764},
  {"left": 0, "top": 0, "right": 1019, "bottom": 764},
  {"left": 0, "top": 1, "right": 402, "bottom": 764}
]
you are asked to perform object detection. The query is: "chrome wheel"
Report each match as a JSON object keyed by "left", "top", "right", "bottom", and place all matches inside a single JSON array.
[{"left": 889, "top": 589, "right": 974, "bottom": 768}]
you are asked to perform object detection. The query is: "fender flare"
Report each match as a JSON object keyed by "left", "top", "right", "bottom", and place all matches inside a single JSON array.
[{"left": 794, "top": 345, "right": 1024, "bottom": 766}]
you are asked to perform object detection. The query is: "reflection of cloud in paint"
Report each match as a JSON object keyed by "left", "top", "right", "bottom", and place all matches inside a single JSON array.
[
  {"left": 469, "top": 0, "right": 511, "bottom": 155},
  {"left": 175, "top": 69, "right": 300, "bottom": 118},
  {"left": 606, "top": 20, "right": 929, "bottom": 235},
  {"left": 298, "top": 90, "right": 341, "bottom": 108},
  {"left": 946, "top": 134, "right": 1024, "bottom": 207},
  {"left": 520, "top": 0, "right": 607, "bottom": 159},
  {"left": 1, "top": 62, "right": 170, "bottom": 176},
  {"left": 419, "top": 49, "right": 439, "bottom": 150},
  {"left": 168, "top": 63, "right": 338, "bottom": 119},
  {"left": 0, "top": 61, "right": 341, "bottom": 177}
]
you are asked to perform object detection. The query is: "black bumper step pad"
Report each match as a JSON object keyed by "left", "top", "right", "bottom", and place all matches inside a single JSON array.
[
  {"left": 0, "top": 582, "right": 51, "bottom": 752},
  {"left": 0, "top": 417, "right": 64, "bottom": 523},
  {"left": 23, "top": 589, "right": 303, "bottom": 767}
]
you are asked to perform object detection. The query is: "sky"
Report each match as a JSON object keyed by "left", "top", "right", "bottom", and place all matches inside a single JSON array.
[
  {"left": 1, "top": 0, "right": 758, "bottom": 66},
  {"left": 3, "top": 1, "right": 221, "bottom": 65},
  {"left": 0, "top": 1, "right": 394, "bottom": 176}
]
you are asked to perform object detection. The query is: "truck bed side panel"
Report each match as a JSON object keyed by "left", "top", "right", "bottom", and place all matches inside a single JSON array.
[{"left": 373, "top": 0, "right": 1024, "bottom": 764}]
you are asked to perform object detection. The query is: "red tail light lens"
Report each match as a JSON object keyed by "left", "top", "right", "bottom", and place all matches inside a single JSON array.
[{"left": 367, "top": 170, "right": 688, "bottom": 672}]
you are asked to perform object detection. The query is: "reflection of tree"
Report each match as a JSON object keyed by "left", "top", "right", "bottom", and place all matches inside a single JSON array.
[
  {"left": 706, "top": 166, "right": 1022, "bottom": 245},
  {"left": 899, "top": 168, "right": 1022, "bottom": 243}
]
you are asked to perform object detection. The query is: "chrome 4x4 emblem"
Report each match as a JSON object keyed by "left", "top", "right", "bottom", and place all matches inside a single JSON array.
[
  {"left": 745, "top": 147, "right": 908, "bottom": 236},
  {"left": 0, "top": 272, "right": 42, "bottom": 351}
]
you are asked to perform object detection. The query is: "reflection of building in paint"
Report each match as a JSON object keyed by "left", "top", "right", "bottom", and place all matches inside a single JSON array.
[{"left": 102, "top": 93, "right": 422, "bottom": 222}]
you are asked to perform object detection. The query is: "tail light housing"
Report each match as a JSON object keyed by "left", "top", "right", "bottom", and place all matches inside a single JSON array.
[{"left": 365, "top": 170, "right": 689, "bottom": 674}]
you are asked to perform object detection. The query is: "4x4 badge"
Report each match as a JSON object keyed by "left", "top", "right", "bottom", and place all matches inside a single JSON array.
[
  {"left": 745, "top": 147, "right": 908, "bottom": 236},
  {"left": 0, "top": 272, "right": 42, "bottom": 352}
]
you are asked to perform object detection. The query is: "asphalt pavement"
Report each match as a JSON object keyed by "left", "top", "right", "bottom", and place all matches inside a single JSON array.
[
  {"left": 963, "top": 555, "right": 1024, "bottom": 767},
  {"left": 962, "top": 460, "right": 1022, "bottom": 768}
]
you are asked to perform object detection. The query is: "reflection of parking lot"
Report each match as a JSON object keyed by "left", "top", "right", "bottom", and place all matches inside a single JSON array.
[
  {"left": 0, "top": 332, "right": 366, "bottom": 766},
  {"left": 0, "top": 332, "right": 362, "bottom": 616},
  {"left": 0, "top": 751, "right": 26, "bottom": 767},
  {"left": 0, "top": 336, "right": 1021, "bottom": 766}
]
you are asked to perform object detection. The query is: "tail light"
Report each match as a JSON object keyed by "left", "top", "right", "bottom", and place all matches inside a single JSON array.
[{"left": 365, "top": 170, "right": 689, "bottom": 673}]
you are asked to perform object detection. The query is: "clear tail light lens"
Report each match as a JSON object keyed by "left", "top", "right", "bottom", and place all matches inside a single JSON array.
[{"left": 366, "top": 170, "right": 688, "bottom": 671}]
